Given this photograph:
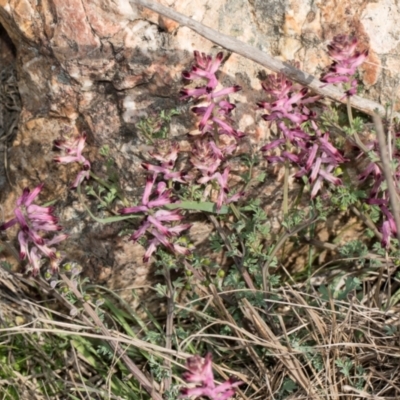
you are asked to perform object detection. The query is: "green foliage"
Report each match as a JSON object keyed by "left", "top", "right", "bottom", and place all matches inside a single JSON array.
[
  {"left": 240, "top": 152, "right": 264, "bottom": 185},
  {"left": 281, "top": 209, "right": 306, "bottom": 231},
  {"left": 85, "top": 185, "right": 118, "bottom": 210},
  {"left": 279, "top": 378, "right": 297, "bottom": 397},
  {"left": 135, "top": 108, "right": 180, "bottom": 142},
  {"left": 319, "top": 276, "right": 361, "bottom": 302},
  {"left": 342, "top": 116, "right": 364, "bottom": 135},
  {"left": 384, "top": 324, "right": 397, "bottom": 336},
  {"left": 330, "top": 185, "right": 366, "bottom": 210},
  {"left": 5, "top": 44, "right": 400, "bottom": 400},
  {"left": 335, "top": 357, "right": 353, "bottom": 377},
  {"left": 339, "top": 240, "right": 368, "bottom": 261}
]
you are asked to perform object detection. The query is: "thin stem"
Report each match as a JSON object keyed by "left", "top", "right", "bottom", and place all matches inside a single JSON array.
[
  {"left": 386, "top": 84, "right": 400, "bottom": 165},
  {"left": 283, "top": 159, "right": 289, "bottom": 216},
  {"left": 346, "top": 96, "right": 370, "bottom": 166},
  {"left": 306, "top": 202, "right": 316, "bottom": 291},
  {"left": 89, "top": 171, "right": 129, "bottom": 206},
  {"left": 331, "top": 121, "right": 385, "bottom": 172},
  {"left": 262, "top": 216, "right": 320, "bottom": 295},
  {"left": 346, "top": 97, "right": 354, "bottom": 126},
  {"left": 163, "top": 264, "right": 174, "bottom": 391},
  {"left": 208, "top": 214, "right": 256, "bottom": 290},
  {"left": 373, "top": 113, "right": 400, "bottom": 247}
]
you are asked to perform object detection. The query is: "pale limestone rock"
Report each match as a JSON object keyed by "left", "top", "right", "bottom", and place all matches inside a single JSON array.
[{"left": 0, "top": 0, "right": 399, "bottom": 299}]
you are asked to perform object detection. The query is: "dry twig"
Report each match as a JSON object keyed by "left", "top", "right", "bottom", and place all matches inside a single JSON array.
[{"left": 132, "top": 0, "right": 396, "bottom": 118}]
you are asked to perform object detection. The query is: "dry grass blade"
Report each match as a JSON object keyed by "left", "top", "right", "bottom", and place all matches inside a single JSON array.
[
  {"left": 240, "top": 297, "right": 322, "bottom": 399},
  {"left": 209, "top": 284, "right": 265, "bottom": 397},
  {"left": 60, "top": 273, "right": 163, "bottom": 400}
]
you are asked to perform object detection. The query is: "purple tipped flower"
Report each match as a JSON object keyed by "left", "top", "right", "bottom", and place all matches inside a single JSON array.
[
  {"left": 119, "top": 175, "right": 173, "bottom": 214},
  {"left": 198, "top": 167, "right": 243, "bottom": 210},
  {"left": 53, "top": 132, "right": 91, "bottom": 188},
  {"left": 180, "top": 353, "right": 242, "bottom": 400},
  {"left": 258, "top": 65, "right": 332, "bottom": 197},
  {"left": 258, "top": 70, "right": 320, "bottom": 127},
  {"left": 294, "top": 122, "right": 345, "bottom": 197},
  {"left": 321, "top": 35, "right": 368, "bottom": 97},
  {"left": 190, "top": 140, "right": 223, "bottom": 176},
  {"left": 119, "top": 174, "right": 191, "bottom": 262},
  {"left": 368, "top": 197, "right": 397, "bottom": 248},
  {"left": 0, "top": 184, "right": 67, "bottom": 275},
  {"left": 143, "top": 140, "right": 186, "bottom": 183},
  {"left": 181, "top": 51, "right": 244, "bottom": 139},
  {"left": 190, "top": 139, "right": 242, "bottom": 209}
]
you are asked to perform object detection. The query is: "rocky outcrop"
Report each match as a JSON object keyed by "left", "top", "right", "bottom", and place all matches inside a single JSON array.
[{"left": 0, "top": 0, "right": 399, "bottom": 296}]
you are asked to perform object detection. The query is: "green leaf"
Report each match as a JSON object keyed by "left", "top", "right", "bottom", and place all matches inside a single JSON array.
[
  {"left": 103, "top": 298, "right": 137, "bottom": 337},
  {"left": 165, "top": 201, "right": 229, "bottom": 214},
  {"left": 84, "top": 208, "right": 140, "bottom": 224},
  {"left": 318, "top": 285, "right": 330, "bottom": 302},
  {"left": 78, "top": 182, "right": 139, "bottom": 223},
  {"left": 282, "top": 378, "right": 297, "bottom": 393},
  {"left": 70, "top": 337, "right": 100, "bottom": 369}
]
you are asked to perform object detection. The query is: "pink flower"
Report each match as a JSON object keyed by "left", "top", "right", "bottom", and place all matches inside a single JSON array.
[
  {"left": 53, "top": 132, "right": 91, "bottom": 188},
  {"left": 357, "top": 137, "right": 384, "bottom": 197},
  {"left": 0, "top": 184, "right": 67, "bottom": 275},
  {"left": 181, "top": 51, "right": 244, "bottom": 139},
  {"left": 368, "top": 198, "right": 397, "bottom": 248},
  {"left": 120, "top": 175, "right": 173, "bottom": 214},
  {"left": 258, "top": 72, "right": 319, "bottom": 127},
  {"left": 321, "top": 35, "right": 368, "bottom": 97},
  {"left": 262, "top": 119, "right": 345, "bottom": 198},
  {"left": 258, "top": 68, "right": 331, "bottom": 196},
  {"left": 119, "top": 175, "right": 191, "bottom": 262},
  {"left": 199, "top": 167, "right": 243, "bottom": 210},
  {"left": 293, "top": 122, "right": 345, "bottom": 197},
  {"left": 180, "top": 353, "right": 242, "bottom": 400},
  {"left": 181, "top": 51, "right": 224, "bottom": 91},
  {"left": 190, "top": 140, "right": 223, "bottom": 176},
  {"left": 142, "top": 140, "right": 186, "bottom": 183}
]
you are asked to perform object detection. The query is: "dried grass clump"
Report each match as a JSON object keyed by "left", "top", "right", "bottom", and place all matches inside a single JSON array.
[
  {"left": 173, "top": 281, "right": 400, "bottom": 400},
  {"left": 1, "top": 263, "right": 400, "bottom": 400}
]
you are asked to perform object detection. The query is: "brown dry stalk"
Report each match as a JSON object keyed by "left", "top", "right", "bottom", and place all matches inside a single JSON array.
[
  {"left": 208, "top": 215, "right": 256, "bottom": 290},
  {"left": 132, "top": 0, "right": 395, "bottom": 118},
  {"left": 240, "top": 298, "right": 322, "bottom": 399},
  {"left": 60, "top": 274, "right": 163, "bottom": 400},
  {"left": 373, "top": 113, "right": 400, "bottom": 246}
]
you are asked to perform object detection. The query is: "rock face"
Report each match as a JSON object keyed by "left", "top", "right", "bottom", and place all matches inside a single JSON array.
[{"left": 0, "top": 0, "right": 399, "bottom": 299}]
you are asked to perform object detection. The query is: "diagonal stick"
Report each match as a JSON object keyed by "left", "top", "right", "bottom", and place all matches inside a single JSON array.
[{"left": 132, "top": 0, "right": 395, "bottom": 118}]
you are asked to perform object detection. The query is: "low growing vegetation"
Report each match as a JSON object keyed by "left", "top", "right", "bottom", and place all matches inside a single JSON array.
[{"left": 2, "top": 34, "right": 400, "bottom": 400}]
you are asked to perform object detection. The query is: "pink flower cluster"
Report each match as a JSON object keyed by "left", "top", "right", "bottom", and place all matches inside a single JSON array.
[
  {"left": 258, "top": 68, "right": 319, "bottom": 126},
  {"left": 53, "top": 132, "right": 91, "bottom": 188},
  {"left": 321, "top": 34, "right": 368, "bottom": 97},
  {"left": 190, "top": 140, "right": 242, "bottom": 210},
  {"left": 181, "top": 51, "right": 244, "bottom": 140},
  {"left": 293, "top": 121, "right": 346, "bottom": 198},
  {"left": 180, "top": 353, "right": 242, "bottom": 400},
  {"left": 142, "top": 140, "right": 186, "bottom": 183},
  {"left": 0, "top": 184, "right": 67, "bottom": 275},
  {"left": 122, "top": 51, "right": 246, "bottom": 260},
  {"left": 259, "top": 68, "right": 344, "bottom": 197},
  {"left": 120, "top": 142, "right": 191, "bottom": 262},
  {"left": 182, "top": 51, "right": 244, "bottom": 210},
  {"left": 359, "top": 134, "right": 400, "bottom": 248}
]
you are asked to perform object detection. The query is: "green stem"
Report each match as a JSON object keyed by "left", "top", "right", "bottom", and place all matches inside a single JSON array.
[
  {"left": 306, "top": 201, "right": 316, "bottom": 290},
  {"left": 89, "top": 171, "right": 129, "bottom": 206},
  {"left": 346, "top": 97, "right": 354, "bottom": 127},
  {"left": 346, "top": 96, "right": 370, "bottom": 163},
  {"left": 283, "top": 159, "right": 289, "bottom": 216}
]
